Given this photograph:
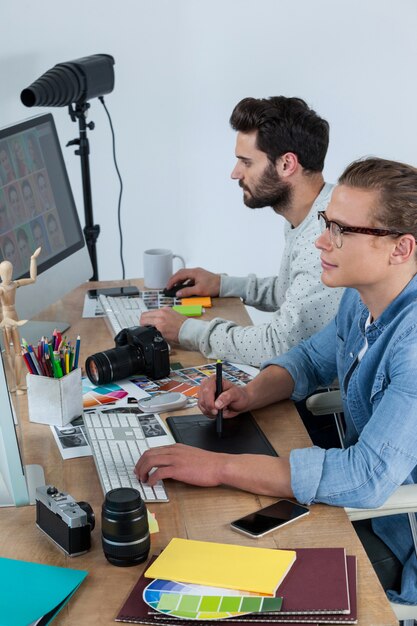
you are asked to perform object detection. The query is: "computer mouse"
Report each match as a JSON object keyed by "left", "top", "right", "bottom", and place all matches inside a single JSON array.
[{"left": 162, "top": 279, "right": 195, "bottom": 298}]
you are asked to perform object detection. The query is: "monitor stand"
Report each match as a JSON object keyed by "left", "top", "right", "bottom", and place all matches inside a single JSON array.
[
  {"left": 0, "top": 320, "right": 69, "bottom": 350},
  {"left": 25, "top": 464, "right": 46, "bottom": 505},
  {"left": 0, "top": 464, "right": 45, "bottom": 507}
]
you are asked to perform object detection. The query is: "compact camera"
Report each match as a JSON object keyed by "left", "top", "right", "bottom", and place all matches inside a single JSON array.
[
  {"left": 85, "top": 325, "right": 170, "bottom": 385},
  {"left": 35, "top": 485, "right": 95, "bottom": 557}
]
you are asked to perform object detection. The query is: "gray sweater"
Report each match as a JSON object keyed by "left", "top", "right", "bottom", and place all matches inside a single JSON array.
[{"left": 178, "top": 183, "right": 344, "bottom": 367}]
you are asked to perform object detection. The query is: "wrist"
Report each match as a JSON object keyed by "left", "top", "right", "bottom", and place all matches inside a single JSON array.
[{"left": 216, "top": 452, "right": 237, "bottom": 485}]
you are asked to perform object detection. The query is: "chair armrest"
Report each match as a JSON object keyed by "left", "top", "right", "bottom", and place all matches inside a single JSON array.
[
  {"left": 306, "top": 390, "right": 343, "bottom": 415},
  {"left": 346, "top": 484, "right": 417, "bottom": 521}
]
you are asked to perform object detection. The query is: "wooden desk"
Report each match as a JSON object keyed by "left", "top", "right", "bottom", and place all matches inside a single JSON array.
[{"left": 0, "top": 281, "right": 397, "bottom": 625}]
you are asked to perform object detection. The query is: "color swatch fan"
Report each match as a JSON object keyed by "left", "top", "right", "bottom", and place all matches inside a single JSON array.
[{"left": 143, "top": 579, "right": 283, "bottom": 620}]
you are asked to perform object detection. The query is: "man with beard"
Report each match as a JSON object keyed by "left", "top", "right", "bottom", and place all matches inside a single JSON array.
[{"left": 140, "top": 97, "right": 343, "bottom": 367}]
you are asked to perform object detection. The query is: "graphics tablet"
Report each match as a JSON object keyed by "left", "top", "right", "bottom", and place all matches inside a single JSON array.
[{"left": 166, "top": 412, "right": 278, "bottom": 456}]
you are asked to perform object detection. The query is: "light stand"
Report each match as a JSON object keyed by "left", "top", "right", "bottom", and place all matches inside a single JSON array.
[
  {"left": 20, "top": 54, "right": 115, "bottom": 282},
  {"left": 67, "top": 102, "right": 100, "bottom": 281}
]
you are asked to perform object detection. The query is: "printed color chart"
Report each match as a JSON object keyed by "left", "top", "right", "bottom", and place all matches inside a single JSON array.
[
  {"left": 143, "top": 579, "right": 282, "bottom": 620},
  {"left": 82, "top": 379, "right": 128, "bottom": 408}
]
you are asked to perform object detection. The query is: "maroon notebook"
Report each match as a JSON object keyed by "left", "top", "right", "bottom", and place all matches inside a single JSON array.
[
  {"left": 143, "top": 558, "right": 357, "bottom": 624},
  {"left": 277, "top": 548, "right": 350, "bottom": 614},
  {"left": 115, "top": 551, "right": 356, "bottom": 625},
  {"left": 230, "top": 556, "right": 357, "bottom": 624}
]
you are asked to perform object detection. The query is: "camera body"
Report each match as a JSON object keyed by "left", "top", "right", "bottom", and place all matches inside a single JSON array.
[
  {"left": 85, "top": 325, "right": 170, "bottom": 385},
  {"left": 115, "top": 326, "right": 169, "bottom": 378},
  {"left": 36, "top": 485, "right": 95, "bottom": 557}
]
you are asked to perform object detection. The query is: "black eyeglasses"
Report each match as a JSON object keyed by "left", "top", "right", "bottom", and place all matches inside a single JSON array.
[{"left": 317, "top": 210, "right": 405, "bottom": 249}]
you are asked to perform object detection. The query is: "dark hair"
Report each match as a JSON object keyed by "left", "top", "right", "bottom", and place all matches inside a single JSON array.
[
  {"left": 339, "top": 157, "right": 417, "bottom": 241},
  {"left": 229, "top": 96, "right": 329, "bottom": 172}
]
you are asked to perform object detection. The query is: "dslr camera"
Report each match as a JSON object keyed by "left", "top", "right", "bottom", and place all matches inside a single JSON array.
[
  {"left": 36, "top": 485, "right": 95, "bottom": 557},
  {"left": 85, "top": 325, "right": 170, "bottom": 385}
]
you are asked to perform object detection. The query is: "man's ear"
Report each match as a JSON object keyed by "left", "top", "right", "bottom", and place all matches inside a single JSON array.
[
  {"left": 390, "top": 234, "right": 416, "bottom": 265},
  {"left": 276, "top": 152, "right": 298, "bottom": 178}
]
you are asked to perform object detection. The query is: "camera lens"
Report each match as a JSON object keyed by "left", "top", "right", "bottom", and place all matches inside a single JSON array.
[
  {"left": 101, "top": 488, "right": 150, "bottom": 567},
  {"left": 85, "top": 345, "right": 145, "bottom": 385}
]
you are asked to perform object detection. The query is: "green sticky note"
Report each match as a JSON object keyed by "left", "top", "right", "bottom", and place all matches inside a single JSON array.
[{"left": 172, "top": 305, "right": 203, "bottom": 316}]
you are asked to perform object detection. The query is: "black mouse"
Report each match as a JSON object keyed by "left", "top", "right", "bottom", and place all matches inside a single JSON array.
[{"left": 163, "top": 279, "right": 195, "bottom": 298}]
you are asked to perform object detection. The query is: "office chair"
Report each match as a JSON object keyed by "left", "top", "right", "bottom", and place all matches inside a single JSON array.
[{"left": 306, "top": 390, "right": 417, "bottom": 625}]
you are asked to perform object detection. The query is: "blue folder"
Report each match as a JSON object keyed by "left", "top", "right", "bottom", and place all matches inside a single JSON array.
[{"left": 0, "top": 557, "right": 87, "bottom": 626}]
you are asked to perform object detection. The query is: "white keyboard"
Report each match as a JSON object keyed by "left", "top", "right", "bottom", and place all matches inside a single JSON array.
[
  {"left": 99, "top": 294, "right": 149, "bottom": 336},
  {"left": 83, "top": 407, "right": 173, "bottom": 502}
]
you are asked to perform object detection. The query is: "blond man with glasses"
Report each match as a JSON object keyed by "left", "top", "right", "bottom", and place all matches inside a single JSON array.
[{"left": 136, "top": 157, "right": 417, "bottom": 606}]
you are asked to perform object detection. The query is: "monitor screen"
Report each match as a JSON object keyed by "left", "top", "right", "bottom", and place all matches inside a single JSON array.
[{"left": 0, "top": 113, "right": 92, "bottom": 339}]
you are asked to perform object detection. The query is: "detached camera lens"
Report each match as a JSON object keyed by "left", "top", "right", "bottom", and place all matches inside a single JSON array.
[{"left": 101, "top": 488, "right": 150, "bottom": 567}]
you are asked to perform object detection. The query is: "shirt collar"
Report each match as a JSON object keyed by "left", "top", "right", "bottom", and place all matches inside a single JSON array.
[{"left": 358, "top": 274, "right": 417, "bottom": 338}]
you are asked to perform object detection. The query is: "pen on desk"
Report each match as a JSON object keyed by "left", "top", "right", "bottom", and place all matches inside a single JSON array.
[{"left": 215, "top": 359, "right": 223, "bottom": 438}]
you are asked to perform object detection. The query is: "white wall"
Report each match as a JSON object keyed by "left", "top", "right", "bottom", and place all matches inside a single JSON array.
[{"left": 2, "top": 0, "right": 417, "bottom": 322}]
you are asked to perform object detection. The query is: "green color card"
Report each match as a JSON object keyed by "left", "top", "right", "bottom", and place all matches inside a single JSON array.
[
  {"left": 199, "top": 596, "right": 221, "bottom": 611},
  {"left": 219, "top": 596, "right": 242, "bottom": 612},
  {"left": 240, "top": 597, "right": 263, "bottom": 612},
  {"left": 178, "top": 595, "right": 201, "bottom": 612},
  {"left": 158, "top": 593, "right": 181, "bottom": 610},
  {"left": 261, "top": 596, "right": 283, "bottom": 611}
]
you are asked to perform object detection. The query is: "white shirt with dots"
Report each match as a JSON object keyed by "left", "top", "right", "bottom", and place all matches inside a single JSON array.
[{"left": 178, "top": 183, "right": 344, "bottom": 367}]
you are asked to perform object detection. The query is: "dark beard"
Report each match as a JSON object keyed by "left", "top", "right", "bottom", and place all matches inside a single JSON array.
[{"left": 240, "top": 162, "right": 292, "bottom": 213}]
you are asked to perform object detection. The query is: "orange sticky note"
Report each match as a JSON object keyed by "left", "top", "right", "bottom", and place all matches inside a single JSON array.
[{"left": 181, "top": 297, "right": 212, "bottom": 308}]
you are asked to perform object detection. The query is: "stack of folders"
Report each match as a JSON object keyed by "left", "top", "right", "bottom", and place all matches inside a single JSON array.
[{"left": 115, "top": 538, "right": 357, "bottom": 625}]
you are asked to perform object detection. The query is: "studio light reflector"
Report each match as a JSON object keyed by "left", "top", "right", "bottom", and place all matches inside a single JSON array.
[{"left": 21, "top": 54, "right": 115, "bottom": 108}]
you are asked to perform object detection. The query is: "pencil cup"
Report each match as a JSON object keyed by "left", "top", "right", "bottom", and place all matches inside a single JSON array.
[{"left": 27, "top": 368, "right": 83, "bottom": 427}]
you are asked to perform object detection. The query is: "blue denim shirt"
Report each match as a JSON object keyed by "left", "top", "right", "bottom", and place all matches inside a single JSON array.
[{"left": 264, "top": 275, "right": 417, "bottom": 604}]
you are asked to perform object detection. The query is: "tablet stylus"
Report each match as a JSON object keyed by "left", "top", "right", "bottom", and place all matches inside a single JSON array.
[{"left": 215, "top": 360, "right": 223, "bottom": 438}]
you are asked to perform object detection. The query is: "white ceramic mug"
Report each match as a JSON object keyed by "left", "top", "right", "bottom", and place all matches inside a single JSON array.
[{"left": 143, "top": 248, "right": 185, "bottom": 289}]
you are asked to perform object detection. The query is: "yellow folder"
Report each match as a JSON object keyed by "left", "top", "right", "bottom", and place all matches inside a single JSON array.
[{"left": 144, "top": 537, "right": 296, "bottom": 595}]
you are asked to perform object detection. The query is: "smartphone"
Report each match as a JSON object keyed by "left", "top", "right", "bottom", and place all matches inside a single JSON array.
[
  {"left": 87, "top": 286, "right": 140, "bottom": 299},
  {"left": 230, "top": 499, "right": 309, "bottom": 538}
]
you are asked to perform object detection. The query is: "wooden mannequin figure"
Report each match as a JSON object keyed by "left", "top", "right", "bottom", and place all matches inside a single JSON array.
[{"left": 0, "top": 247, "right": 41, "bottom": 394}]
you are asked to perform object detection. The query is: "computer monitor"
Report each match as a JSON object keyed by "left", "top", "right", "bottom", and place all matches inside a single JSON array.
[
  {"left": 0, "top": 112, "right": 92, "bottom": 344},
  {"left": 0, "top": 349, "right": 44, "bottom": 506}
]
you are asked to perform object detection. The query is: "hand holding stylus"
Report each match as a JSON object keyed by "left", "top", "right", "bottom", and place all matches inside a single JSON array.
[{"left": 198, "top": 375, "right": 250, "bottom": 419}]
